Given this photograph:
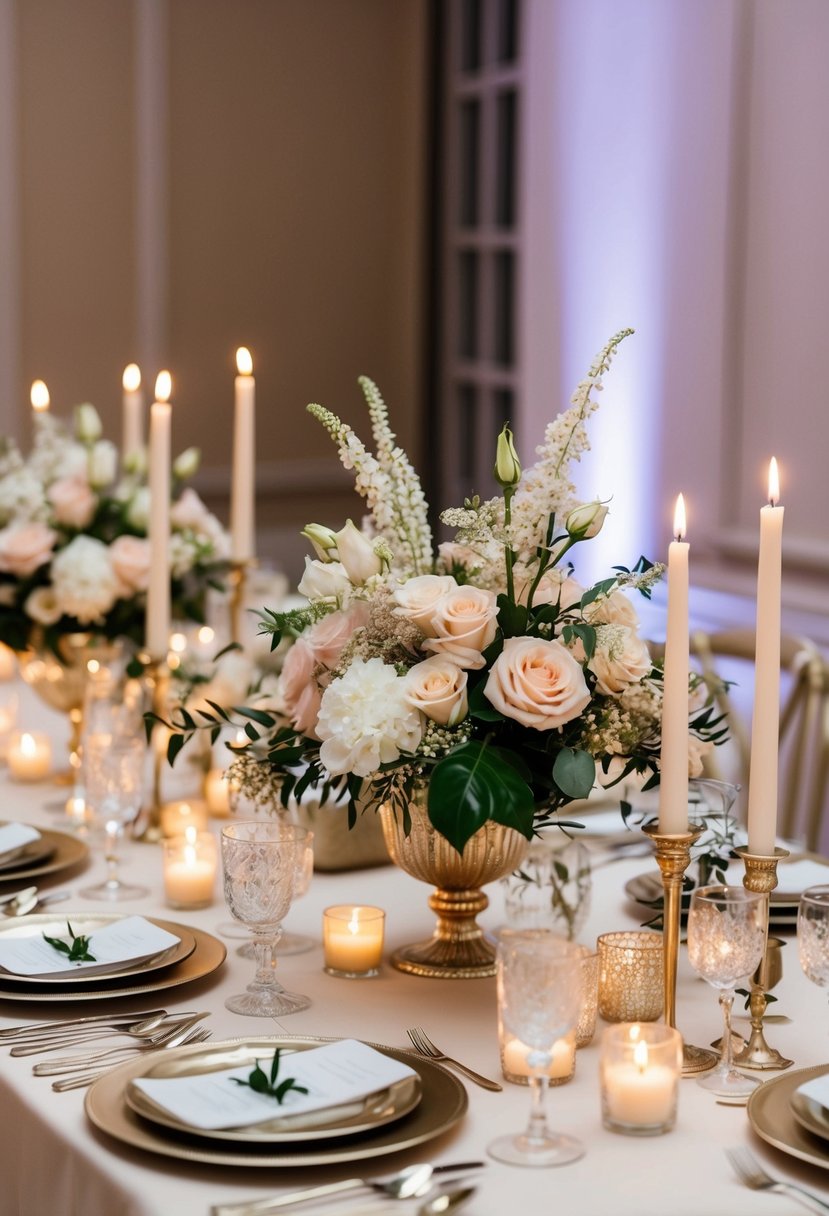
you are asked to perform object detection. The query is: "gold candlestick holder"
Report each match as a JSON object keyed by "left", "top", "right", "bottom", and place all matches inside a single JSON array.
[
  {"left": 642, "top": 822, "right": 719, "bottom": 1075},
  {"left": 228, "top": 559, "right": 256, "bottom": 645},
  {"left": 135, "top": 656, "right": 170, "bottom": 844},
  {"left": 731, "top": 845, "right": 793, "bottom": 1071}
]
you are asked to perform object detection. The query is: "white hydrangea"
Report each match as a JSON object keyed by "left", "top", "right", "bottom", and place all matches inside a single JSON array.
[
  {"left": 50, "top": 535, "right": 119, "bottom": 624},
  {"left": 316, "top": 656, "right": 423, "bottom": 778}
]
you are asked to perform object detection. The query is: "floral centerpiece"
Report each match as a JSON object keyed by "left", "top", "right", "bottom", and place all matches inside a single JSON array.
[
  {"left": 166, "top": 329, "right": 722, "bottom": 858},
  {"left": 0, "top": 406, "right": 229, "bottom": 654}
]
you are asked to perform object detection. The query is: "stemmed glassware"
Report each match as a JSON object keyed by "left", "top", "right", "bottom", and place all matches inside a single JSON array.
[
  {"left": 798, "top": 885, "right": 829, "bottom": 993},
  {"left": 686, "top": 884, "right": 766, "bottom": 1097},
  {"left": 238, "top": 828, "right": 316, "bottom": 957},
  {"left": 221, "top": 821, "right": 312, "bottom": 1017},
  {"left": 488, "top": 930, "right": 584, "bottom": 1167},
  {"left": 80, "top": 735, "right": 149, "bottom": 901}
]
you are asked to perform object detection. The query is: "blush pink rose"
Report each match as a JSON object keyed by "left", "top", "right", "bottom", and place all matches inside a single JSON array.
[
  {"left": 404, "top": 655, "right": 468, "bottom": 726},
  {"left": 484, "top": 636, "right": 590, "bottom": 730},
  {"left": 421, "top": 585, "right": 498, "bottom": 670},
  {"left": 279, "top": 638, "right": 323, "bottom": 738},
  {"left": 109, "top": 535, "right": 152, "bottom": 594},
  {"left": 48, "top": 476, "right": 96, "bottom": 528},
  {"left": 306, "top": 603, "right": 369, "bottom": 670},
  {"left": 0, "top": 521, "right": 58, "bottom": 577}
]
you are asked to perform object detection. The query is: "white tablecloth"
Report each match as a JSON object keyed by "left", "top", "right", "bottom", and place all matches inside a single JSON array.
[{"left": 0, "top": 688, "right": 827, "bottom": 1216}]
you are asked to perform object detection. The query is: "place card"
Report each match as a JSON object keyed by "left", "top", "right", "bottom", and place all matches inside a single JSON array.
[
  {"left": 0, "top": 822, "right": 41, "bottom": 862},
  {"left": 0, "top": 915, "right": 179, "bottom": 978},
  {"left": 132, "top": 1038, "right": 418, "bottom": 1131}
]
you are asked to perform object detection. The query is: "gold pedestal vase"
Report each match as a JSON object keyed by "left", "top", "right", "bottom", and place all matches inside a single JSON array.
[{"left": 379, "top": 792, "right": 529, "bottom": 979}]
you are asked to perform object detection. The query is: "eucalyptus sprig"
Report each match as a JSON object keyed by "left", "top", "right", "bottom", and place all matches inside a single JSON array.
[
  {"left": 230, "top": 1048, "right": 309, "bottom": 1104},
  {"left": 42, "top": 923, "right": 96, "bottom": 963}
]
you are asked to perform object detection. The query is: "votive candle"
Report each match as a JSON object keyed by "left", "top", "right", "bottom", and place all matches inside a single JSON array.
[
  {"left": 160, "top": 799, "right": 209, "bottom": 838},
  {"left": 163, "top": 828, "right": 217, "bottom": 909},
  {"left": 7, "top": 730, "right": 52, "bottom": 782},
  {"left": 323, "top": 905, "right": 384, "bottom": 977},
  {"left": 500, "top": 1030, "right": 576, "bottom": 1086},
  {"left": 600, "top": 1023, "right": 681, "bottom": 1135}
]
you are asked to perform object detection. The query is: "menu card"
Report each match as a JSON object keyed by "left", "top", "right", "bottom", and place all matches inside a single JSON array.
[
  {"left": 132, "top": 1038, "right": 418, "bottom": 1130},
  {"left": 0, "top": 915, "right": 179, "bottom": 978},
  {"left": 0, "top": 823, "right": 41, "bottom": 862}
]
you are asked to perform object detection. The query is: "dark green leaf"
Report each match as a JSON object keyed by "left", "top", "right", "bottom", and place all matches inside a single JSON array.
[
  {"left": 552, "top": 748, "right": 596, "bottom": 799},
  {"left": 428, "top": 741, "right": 535, "bottom": 854}
]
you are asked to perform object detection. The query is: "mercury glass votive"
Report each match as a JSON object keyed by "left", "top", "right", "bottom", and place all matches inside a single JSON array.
[
  {"left": 323, "top": 905, "right": 385, "bottom": 977},
  {"left": 598, "top": 931, "right": 664, "bottom": 1023},
  {"left": 575, "top": 946, "right": 600, "bottom": 1047},
  {"left": 600, "top": 1023, "right": 682, "bottom": 1135}
]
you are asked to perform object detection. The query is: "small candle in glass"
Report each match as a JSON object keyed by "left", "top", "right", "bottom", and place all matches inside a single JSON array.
[
  {"left": 323, "top": 905, "right": 385, "bottom": 977},
  {"left": 0, "top": 693, "right": 18, "bottom": 760},
  {"left": 160, "top": 799, "right": 210, "bottom": 838},
  {"left": 600, "top": 1023, "right": 682, "bottom": 1135},
  {"left": 7, "top": 730, "right": 52, "bottom": 782},
  {"left": 499, "top": 1025, "right": 576, "bottom": 1086},
  {"left": 204, "top": 769, "right": 233, "bottom": 817},
  {"left": 597, "top": 931, "right": 664, "bottom": 1022},
  {"left": 163, "top": 828, "right": 217, "bottom": 909}
]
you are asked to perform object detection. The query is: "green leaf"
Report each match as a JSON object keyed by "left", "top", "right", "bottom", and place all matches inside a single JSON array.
[
  {"left": 42, "top": 934, "right": 70, "bottom": 956},
  {"left": 552, "top": 748, "right": 596, "bottom": 799},
  {"left": 428, "top": 741, "right": 535, "bottom": 854},
  {"left": 248, "top": 1063, "right": 270, "bottom": 1093},
  {"left": 496, "top": 594, "right": 528, "bottom": 638},
  {"left": 467, "top": 680, "right": 505, "bottom": 722},
  {"left": 233, "top": 706, "right": 277, "bottom": 728},
  {"left": 270, "top": 1048, "right": 281, "bottom": 1086},
  {"left": 166, "top": 733, "right": 186, "bottom": 767}
]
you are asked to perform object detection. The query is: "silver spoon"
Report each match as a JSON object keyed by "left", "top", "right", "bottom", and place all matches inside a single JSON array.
[
  {"left": 3, "top": 889, "right": 71, "bottom": 917},
  {"left": 420, "top": 1187, "right": 477, "bottom": 1215}
]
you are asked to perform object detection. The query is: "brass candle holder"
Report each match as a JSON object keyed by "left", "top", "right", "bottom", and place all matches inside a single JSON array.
[
  {"left": 228, "top": 559, "right": 256, "bottom": 644},
  {"left": 134, "top": 656, "right": 171, "bottom": 844},
  {"left": 642, "top": 822, "right": 719, "bottom": 1075},
  {"left": 731, "top": 845, "right": 793, "bottom": 1071}
]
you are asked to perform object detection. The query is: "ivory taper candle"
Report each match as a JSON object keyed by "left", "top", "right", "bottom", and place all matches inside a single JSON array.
[
  {"left": 121, "top": 363, "right": 143, "bottom": 461},
  {"left": 146, "top": 371, "right": 172, "bottom": 659},
  {"left": 230, "top": 346, "right": 256, "bottom": 561},
  {"left": 658, "top": 494, "right": 690, "bottom": 834}
]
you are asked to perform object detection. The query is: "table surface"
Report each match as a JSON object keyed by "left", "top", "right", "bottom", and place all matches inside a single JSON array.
[{"left": 1, "top": 684, "right": 828, "bottom": 1216}]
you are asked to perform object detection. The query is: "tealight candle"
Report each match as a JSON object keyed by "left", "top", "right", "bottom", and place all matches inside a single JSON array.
[
  {"left": 7, "top": 730, "right": 52, "bottom": 782},
  {"left": 204, "top": 768, "right": 233, "bottom": 817},
  {"left": 0, "top": 644, "right": 16, "bottom": 681},
  {"left": 323, "top": 905, "right": 385, "bottom": 977},
  {"left": 160, "top": 799, "right": 209, "bottom": 838},
  {"left": 0, "top": 694, "right": 18, "bottom": 760},
  {"left": 500, "top": 1030, "right": 576, "bottom": 1086},
  {"left": 163, "top": 828, "right": 217, "bottom": 909},
  {"left": 600, "top": 1023, "right": 682, "bottom": 1135}
]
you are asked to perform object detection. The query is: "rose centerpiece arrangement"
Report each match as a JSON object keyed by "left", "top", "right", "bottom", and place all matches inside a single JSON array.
[{"left": 160, "top": 330, "right": 724, "bottom": 977}]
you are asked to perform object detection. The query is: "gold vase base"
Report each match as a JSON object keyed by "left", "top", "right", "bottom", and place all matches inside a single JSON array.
[
  {"left": 682, "top": 1042, "right": 719, "bottom": 1076},
  {"left": 390, "top": 932, "right": 496, "bottom": 980}
]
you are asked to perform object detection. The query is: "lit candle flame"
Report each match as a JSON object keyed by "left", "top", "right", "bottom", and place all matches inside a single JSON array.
[
  {"left": 633, "top": 1038, "right": 649, "bottom": 1071},
  {"left": 673, "top": 493, "right": 687, "bottom": 542},
  {"left": 20, "top": 732, "right": 36, "bottom": 757},
  {"left": 348, "top": 910, "right": 360, "bottom": 935},
  {"left": 184, "top": 824, "right": 198, "bottom": 845},
  {"left": 198, "top": 625, "right": 214, "bottom": 646},
  {"left": 236, "top": 347, "right": 253, "bottom": 376},
  {"left": 169, "top": 632, "right": 187, "bottom": 654},
  {"left": 154, "top": 370, "right": 172, "bottom": 403},
  {"left": 122, "top": 363, "right": 141, "bottom": 392},
  {"left": 30, "top": 380, "right": 50, "bottom": 412},
  {"left": 768, "top": 456, "right": 780, "bottom": 507}
]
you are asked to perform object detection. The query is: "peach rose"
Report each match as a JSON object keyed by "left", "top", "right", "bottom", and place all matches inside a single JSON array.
[
  {"left": 392, "top": 574, "right": 458, "bottom": 635},
  {"left": 279, "top": 638, "right": 323, "bottom": 737},
  {"left": 484, "top": 636, "right": 590, "bottom": 730},
  {"left": 588, "top": 625, "right": 651, "bottom": 695},
  {"left": 421, "top": 585, "right": 498, "bottom": 669},
  {"left": 0, "top": 521, "right": 57, "bottom": 577},
  {"left": 109, "top": 535, "right": 152, "bottom": 594},
  {"left": 404, "top": 655, "right": 468, "bottom": 726},
  {"left": 306, "top": 603, "right": 369, "bottom": 670},
  {"left": 585, "top": 590, "right": 639, "bottom": 630},
  {"left": 48, "top": 476, "right": 96, "bottom": 529}
]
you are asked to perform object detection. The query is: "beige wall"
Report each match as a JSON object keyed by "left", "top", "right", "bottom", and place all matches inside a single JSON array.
[{"left": 3, "top": 0, "right": 428, "bottom": 580}]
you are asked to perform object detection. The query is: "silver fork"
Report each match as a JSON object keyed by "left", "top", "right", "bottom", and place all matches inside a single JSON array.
[
  {"left": 726, "top": 1146, "right": 829, "bottom": 1214},
  {"left": 10, "top": 1010, "right": 198, "bottom": 1055},
  {"left": 406, "top": 1027, "right": 502, "bottom": 1092},
  {"left": 50, "top": 1025, "right": 212, "bottom": 1090},
  {"left": 32, "top": 1013, "right": 210, "bottom": 1074}
]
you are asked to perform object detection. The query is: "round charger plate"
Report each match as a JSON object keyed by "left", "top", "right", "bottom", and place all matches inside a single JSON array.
[
  {"left": 0, "top": 921, "right": 225, "bottom": 1002},
  {"left": 86, "top": 1036, "right": 467, "bottom": 1167},
  {"left": 0, "top": 912, "right": 196, "bottom": 986},
  {"left": 747, "top": 1064, "right": 829, "bottom": 1169},
  {"left": 0, "top": 838, "right": 55, "bottom": 873},
  {"left": 789, "top": 1075, "right": 829, "bottom": 1144},
  {"left": 0, "top": 828, "right": 87, "bottom": 885},
  {"left": 125, "top": 1036, "right": 422, "bottom": 1143}
]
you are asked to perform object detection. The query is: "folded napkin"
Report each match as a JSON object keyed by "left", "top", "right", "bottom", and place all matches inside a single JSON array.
[
  {"left": 796, "top": 1074, "right": 829, "bottom": 1112},
  {"left": 772, "top": 858, "right": 829, "bottom": 896},
  {"left": 0, "top": 823, "right": 41, "bottom": 861},
  {"left": 0, "top": 915, "right": 179, "bottom": 978},
  {"left": 132, "top": 1038, "right": 418, "bottom": 1131}
]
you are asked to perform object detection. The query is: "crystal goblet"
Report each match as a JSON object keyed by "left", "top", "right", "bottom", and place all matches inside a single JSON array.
[
  {"left": 686, "top": 884, "right": 765, "bottom": 1097},
  {"left": 488, "top": 930, "right": 584, "bottom": 1167},
  {"left": 798, "top": 885, "right": 829, "bottom": 994},
  {"left": 221, "top": 821, "right": 311, "bottom": 1017},
  {"left": 238, "top": 827, "right": 315, "bottom": 957},
  {"left": 80, "top": 734, "right": 148, "bottom": 901}
]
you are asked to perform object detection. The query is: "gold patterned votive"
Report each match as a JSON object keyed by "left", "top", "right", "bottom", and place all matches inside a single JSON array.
[
  {"left": 597, "top": 931, "right": 664, "bottom": 1023},
  {"left": 575, "top": 946, "right": 599, "bottom": 1047}
]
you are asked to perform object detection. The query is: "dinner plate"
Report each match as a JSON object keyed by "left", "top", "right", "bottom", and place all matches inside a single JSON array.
[
  {"left": 789, "top": 1078, "right": 829, "bottom": 1143},
  {"left": 625, "top": 871, "right": 800, "bottom": 927},
  {"left": 0, "top": 912, "right": 196, "bottom": 986},
  {"left": 125, "top": 1036, "right": 422, "bottom": 1143},
  {"left": 0, "top": 829, "right": 87, "bottom": 885},
  {"left": 86, "top": 1035, "right": 467, "bottom": 1167},
  {"left": 0, "top": 837, "right": 54, "bottom": 873},
  {"left": 0, "top": 921, "right": 225, "bottom": 1002},
  {"left": 748, "top": 1064, "right": 829, "bottom": 1170}
]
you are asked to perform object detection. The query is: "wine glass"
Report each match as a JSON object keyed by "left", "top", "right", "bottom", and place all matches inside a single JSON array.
[
  {"left": 221, "top": 821, "right": 311, "bottom": 1017},
  {"left": 798, "top": 885, "right": 829, "bottom": 992},
  {"left": 686, "top": 884, "right": 765, "bottom": 1096},
  {"left": 80, "top": 734, "right": 149, "bottom": 901},
  {"left": 488, "top": 930, "right": 584, "bottom": 1167},
  {"left": 238, "top": 827, "right": 315, "bottom": 958}
]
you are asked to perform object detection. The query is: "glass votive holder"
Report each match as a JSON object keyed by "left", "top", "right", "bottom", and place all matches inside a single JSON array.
[
  {"left": 7, "top": 730, "right": 52, "bottom": 782},
  {"left": 323, "top": 905, "right": 385, "bottom": 977},
  {"left": 163, "top": 829, "right": 217, "bottom": 910},
  {"left": 499, "top": 1010, "right": 577, "bottom": 1087},
  {"left": 600, "top": 1023, "right": 682, "bottom": 1135},
  {"left": 160, "top": 798, "right": 210, "bottom": 838},
  {"left": 0, "top": 692, "right": 18, "bottom": 761},
  {"left": 575, "top": 946, "right": 599, "bottom": 1048},
  {"left": 597, "top": 930, "right": 664, "bottom": 1022}
]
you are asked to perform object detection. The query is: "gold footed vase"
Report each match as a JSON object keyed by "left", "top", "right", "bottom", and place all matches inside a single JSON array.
[{"left": 379, "top": 793, "right": 529, "bottom": 980}]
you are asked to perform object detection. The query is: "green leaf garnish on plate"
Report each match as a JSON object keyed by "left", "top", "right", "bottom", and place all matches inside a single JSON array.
[
  {"left": 42, "top": 922, "right": 96, "bottom": 963},
  {"left": 230, "top": 1047, "right": 309, "bottom": 1104}
]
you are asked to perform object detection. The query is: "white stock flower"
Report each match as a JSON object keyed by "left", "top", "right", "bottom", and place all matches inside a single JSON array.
[
  {"left": 51, "top": 535, "right": 119, "bottom": 623},
  {"left": 588, "top": 625, "right": 652, "bottom": 696},
  {"left": 0, "top": 468, "right": 46, "bottom": 524},
  {"left": 316, "top": 657, "right": 423, "bottom": 778}
]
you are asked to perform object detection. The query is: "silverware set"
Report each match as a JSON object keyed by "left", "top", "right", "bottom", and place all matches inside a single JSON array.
[
  {"left": 726, "top": 1146, "right": 829, "bottom": 1213},
  {"left": 0, "top": 886, "right": 71, "bottom": 917}
]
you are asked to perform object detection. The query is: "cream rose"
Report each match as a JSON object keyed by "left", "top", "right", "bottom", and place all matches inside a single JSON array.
[
  {"left": 0, "top": 521, "right": 57, "bottom": 577},
  {"left": 585, "top": 590, "right": 639, "bottom": 630},
  {"left": 484, "top": 636, "right": 590, "bottom": 730},
  {"left": 109, "top": 535, "right": 152, "bottom": 594},
  {"left": 25, "top": 585, "right": 62, "bottom": 626},
  {"left": 306, "top": 603, "right": 369, "bottom": 670},
  {"left": 588, "top": 624, "right": 652, "bottom": 696},
  {"left": 515, "top": 570, "right": 584, "bottom": 610},
  {"left": 421, "top": 585, "right": 498, "bottom": 670},
  {"left": 392, "top": 574, "right": 458, "bottom": 635},
  {"left": 48, "top": 476, "right": 96, "bottom": 529},
  {"left": 404, "top": 655, "right": 468, "bottom": 726}
]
